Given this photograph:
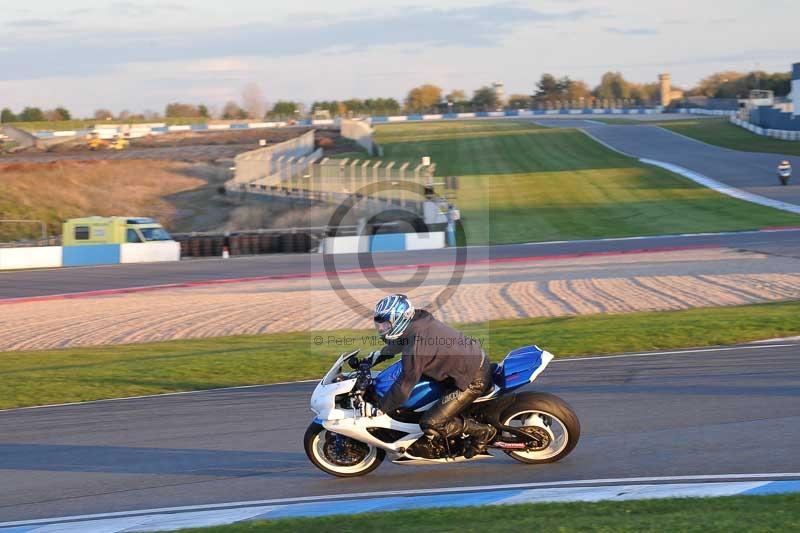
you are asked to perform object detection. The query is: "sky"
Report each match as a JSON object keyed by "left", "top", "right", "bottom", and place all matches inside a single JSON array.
[{"left": 1, "top": 0, "right": 799, "bottom": 116}]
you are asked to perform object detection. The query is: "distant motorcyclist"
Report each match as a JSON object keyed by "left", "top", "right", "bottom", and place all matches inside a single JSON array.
[
  {"left": 366, "top": 294, "right": 497, "bottom": 456},
  {"left": 778, "top": 160, "right": 792, "bottom": 186}
]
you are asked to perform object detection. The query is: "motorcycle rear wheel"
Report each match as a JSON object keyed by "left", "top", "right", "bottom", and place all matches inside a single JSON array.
[
  {"left": 500, "top": 392, "right": 580, "bottom": 464},
  {"left": 304, "top": 422, "right": 385, "bottom": 477}
]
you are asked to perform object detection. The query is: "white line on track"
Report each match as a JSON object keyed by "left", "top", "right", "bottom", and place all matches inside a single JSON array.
[
  {"left": 2, "top": 472, "right": 798, "bottom": 528},
  {"left": 0, "top": 342, "right": 795, "bottom": 414},
  {"left": 551, "top": 342, "right": 798, "bottom": 363}
]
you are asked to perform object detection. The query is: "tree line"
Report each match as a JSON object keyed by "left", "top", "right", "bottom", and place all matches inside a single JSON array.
[{"left": 1, "top": 69, "right": 792, "bottom": 124}]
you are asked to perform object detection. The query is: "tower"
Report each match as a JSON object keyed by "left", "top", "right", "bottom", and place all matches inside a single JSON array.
[
  {"left": 659, "top": 73, "right": 672, "bottom": 107},
  {"left": 492, "top": 81, "right": 505, "bottom": 108}
]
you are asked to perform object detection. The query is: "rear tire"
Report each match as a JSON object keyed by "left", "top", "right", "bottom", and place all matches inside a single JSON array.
[
  {"left": 500, "top": 392, "right": 580, "bottom": 464},
  {"left": 304, "top": 422, "right": 385, "bottom": 477}
]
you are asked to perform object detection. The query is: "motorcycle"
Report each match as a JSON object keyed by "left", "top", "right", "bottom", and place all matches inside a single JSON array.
[
  {"left": 304, "top": 345, "right": 580, "bottom": 477},
  {"left": 778, "top": 167, "right": 792, "bottom": 186}
]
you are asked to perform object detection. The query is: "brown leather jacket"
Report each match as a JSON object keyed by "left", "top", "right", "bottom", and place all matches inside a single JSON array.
[{"left": 377, "top": 310, "right": 484, "bottom": 413}]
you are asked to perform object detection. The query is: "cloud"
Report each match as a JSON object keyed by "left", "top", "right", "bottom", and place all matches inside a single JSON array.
[
  {"left": 0, "top": 3, "right": 591, "bottom": 81},
  {"left": 109, "top": 1, "right": 185, "bottom": 16},
  {"left": 67, "top": 2, "right": 186, "bottom": 18},
  {"left": 5, "top": 18, "right": 62, "bottom": 28},
  {"left": 605, "top": 27, "right": 658, "bottom": 36}
]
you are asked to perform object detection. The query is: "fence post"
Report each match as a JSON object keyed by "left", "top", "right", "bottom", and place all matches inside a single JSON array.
[
  {"left": 384, "top": 161, "right": 395, "bottom": 206},
  {"left": 398, "top": 162, "right": 409, "bottom": 207}
]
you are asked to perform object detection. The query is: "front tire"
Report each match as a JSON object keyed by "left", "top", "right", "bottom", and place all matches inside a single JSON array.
[
  {"left": 500, "top": 392, "right": 580, "bottom": 464},
  {"left": 304, "top": 422, "right": 385, "bottom": 477}
]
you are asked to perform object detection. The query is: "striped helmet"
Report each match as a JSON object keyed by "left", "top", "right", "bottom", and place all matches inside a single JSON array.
[{"left": 374, "top": 294, "right": 415, "bottom": 340}]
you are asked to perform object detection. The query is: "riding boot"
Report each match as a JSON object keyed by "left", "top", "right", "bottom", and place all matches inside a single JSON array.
[{"left": 462, "top": 418, "right": 497, "bottom": 458}]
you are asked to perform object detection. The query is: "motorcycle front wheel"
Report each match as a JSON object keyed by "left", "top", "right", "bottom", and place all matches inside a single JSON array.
[{"left": 304, "top": 422, "right": 385, "bottom": 477}]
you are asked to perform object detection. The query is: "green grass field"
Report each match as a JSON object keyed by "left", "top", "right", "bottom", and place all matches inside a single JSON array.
[
  {"left": 374, "top": 120, "right": 799, "bottom": 245},
  {"left": 2, "top": 300, "right": 799, "bottom": 410},
  {"left": 659, "top": 118, "right": 800, "bottom": 156},
  {"left": 180, "top": 493, "right": 800, "bottom": 533},
  {"left": 561, "top": 116, "right": 800, "bottom": 155}
]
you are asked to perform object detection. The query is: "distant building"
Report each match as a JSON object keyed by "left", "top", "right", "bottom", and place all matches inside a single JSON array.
[{"left": 492, "top": 81, "right": 505, "bottom": 109}]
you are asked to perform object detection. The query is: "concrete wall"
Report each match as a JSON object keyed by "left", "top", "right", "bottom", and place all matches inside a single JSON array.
[
  {"left": 0, "top": 125, "right": 37, "bottom": 149},
  {"left": 0, "top": 246, "right": 62, "bottom": 270},
  {"left": 120, "top": 241, "right": 181, "bottom": 263},
  {"left": 340, "top": 118, "right": 376, "bottom": 155},
  {"left": 0, "top": 242, "right": 182, "bottom": 270},
  {"left": 322, "top": 232, "right": 445, "bottom": 254},
  {"left": 232, "top": 130, "right": 316, "bottom": 186},
  {"left": 62, "top": 244, "right": 121, "bottom": 267},
  {"left": 405, "top": 232, "right": 446, "bottom": 251}
]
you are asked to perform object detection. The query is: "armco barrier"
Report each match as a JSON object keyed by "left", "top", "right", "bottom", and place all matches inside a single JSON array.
[
  {"left": 34, "top": 108, "right": 668, "bottom": 139},
  {"left": 0, "top": 246, "right": 62, "bottom": 270},
  {"left": 120, "top": 242, "right": 181, "bottom": 264},
  {"left": 62, "top": 244, "right": 121, "bottom": 267},
  {"left": 729, "top": 116, "right": 800, "bottom": 141}
]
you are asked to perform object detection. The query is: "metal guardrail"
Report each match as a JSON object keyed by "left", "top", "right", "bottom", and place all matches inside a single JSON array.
[{"left": 0, "top": 219, "right": 53, "bottom": 247}]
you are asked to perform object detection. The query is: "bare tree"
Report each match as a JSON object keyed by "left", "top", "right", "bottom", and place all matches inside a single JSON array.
[
  {"left": 241, "top": 83, "right": 266, "bottom": 119},
  {"left": 93, "top": 109, "right": 114, "bottom": 120}
]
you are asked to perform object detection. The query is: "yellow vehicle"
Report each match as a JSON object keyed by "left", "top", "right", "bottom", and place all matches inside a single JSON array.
[
  {"left": 87, "top": 134, "right": 108, "bottom": 151},
  {"left": 62, "top": 216, "right": 173, "bottom": 246},
  {"left": 109, "top": 135, "right": 130, "bottom": 150}
]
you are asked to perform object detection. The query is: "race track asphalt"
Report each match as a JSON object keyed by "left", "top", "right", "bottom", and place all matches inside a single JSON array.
[
  {"left": 2, "top": 229, "right": 800, "bottom": 300},
  {"left": 585, "top": 125, "right": 800, "bottom": 206},
  {"left": 0, "top": 342, "right": 798, "bottom": 522}
]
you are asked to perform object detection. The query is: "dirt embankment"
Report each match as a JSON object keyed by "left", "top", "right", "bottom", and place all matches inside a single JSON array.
[
  {"left": 0, "top": 160, "right": 207, "bottom": 240},
  {"left": 0, "top": 128, "right": 364, "bottom": 240},
  {"left": 0, "top": 128, "right": 352, "bottom": 163}
]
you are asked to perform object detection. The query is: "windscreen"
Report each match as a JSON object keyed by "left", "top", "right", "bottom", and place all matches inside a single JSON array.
[{"left": 139, "top": 227, "right": 172, "bottom": 241}]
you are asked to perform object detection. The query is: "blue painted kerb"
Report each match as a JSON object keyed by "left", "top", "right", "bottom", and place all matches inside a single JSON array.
[
  {"left": 62, "top": 244, "right": 121, "bottom": 266},
  {"left": 370, "top": 234, "right": 405, "bottom": 252}
]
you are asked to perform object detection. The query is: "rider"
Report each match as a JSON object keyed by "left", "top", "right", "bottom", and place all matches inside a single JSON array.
[
  {"left": 778, "top": 160, "right": 792, "bottom": 184},
  {"left": 366, "top": 294, "right": 497, "bottom": 456}
]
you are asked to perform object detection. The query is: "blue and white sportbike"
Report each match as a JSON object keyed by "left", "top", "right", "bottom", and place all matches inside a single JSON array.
[{"left": 305, "top": 345, "right": 580, "bottom": 477}]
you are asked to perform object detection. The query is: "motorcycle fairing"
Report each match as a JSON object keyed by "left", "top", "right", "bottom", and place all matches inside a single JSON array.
[{"left": 372, "top": 345, "right": 552, "bottom": 410}]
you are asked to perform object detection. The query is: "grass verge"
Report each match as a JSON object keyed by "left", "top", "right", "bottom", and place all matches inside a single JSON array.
[
  {"left": 177, "top": 493, "right": 800, "bottom": 533},
  {"left": 659, "top": 118, "right": 800, "bottom": 156},
  {"left": 374, "top": 120, "right": 799, "bottom": 245},
  {"left": 2, "top": 300, "right": 799, "bottom": 410}
]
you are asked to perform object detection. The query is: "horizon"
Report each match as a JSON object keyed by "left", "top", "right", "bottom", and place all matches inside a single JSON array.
[{"left": 2, "top": 0, "right": 799, "bottom": 116}]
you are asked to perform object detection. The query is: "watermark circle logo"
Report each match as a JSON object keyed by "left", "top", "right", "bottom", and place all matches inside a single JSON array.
[{"left": 322, "top": 179, "right": 466, "bottom": 319}]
